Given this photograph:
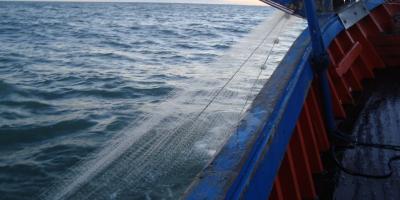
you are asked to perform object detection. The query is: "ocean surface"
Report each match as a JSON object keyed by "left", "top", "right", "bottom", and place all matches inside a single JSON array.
[{"left": 0, "top": 2, "right": 305, "bottom": 200}]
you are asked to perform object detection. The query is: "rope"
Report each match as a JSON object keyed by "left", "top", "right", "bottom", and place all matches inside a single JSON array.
[
  {"left": 237, "top": 19, "right": 288, "bottom": 119},
  {"left": 331, "top": 130, "right": 400, "bottom": 179},
  {"left": 233, "top": 16, "right": 288, "bottom": 146},
  {"left": 331, "top": 145, "right": 400, "bottom": 179}
]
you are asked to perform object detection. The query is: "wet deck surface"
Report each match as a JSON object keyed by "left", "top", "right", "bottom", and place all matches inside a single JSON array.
[{"left": 334, "top": 68, "right": 400, "bottom": 200}]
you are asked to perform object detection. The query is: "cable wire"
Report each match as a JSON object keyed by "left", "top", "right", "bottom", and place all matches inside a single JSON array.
[
  {"left": 331, "top": 130, "right": 400, "bottom": 179},
  {"left": 192, "top": 14, "right": 287, "bottom": 121},
  {"left": 331, "top": 145, "right": 400, "bottom": 179},
  {"left": 238, "top": 20, "right": 287, "bottom": 118}
]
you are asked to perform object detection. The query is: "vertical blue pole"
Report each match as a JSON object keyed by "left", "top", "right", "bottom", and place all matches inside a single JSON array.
[
  {"left": 304, "top": 0, "right": 325, "bottom": 58},
  {"left": 303, "top": 0, "right": 337, "bottom": 133}
]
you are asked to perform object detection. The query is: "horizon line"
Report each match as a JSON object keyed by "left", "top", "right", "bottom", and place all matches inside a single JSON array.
[{"left": 0, "top": 0, "right": 267, "bottom": 6}]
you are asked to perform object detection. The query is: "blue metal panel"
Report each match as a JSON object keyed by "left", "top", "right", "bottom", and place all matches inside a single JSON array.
[
  {"left": 320, "top": 15, "right": 344, "bottom": 48},
  {"left": 239, "top": 60, "right": 314, "bottom": 200},
  {"left": 365, "top": 0, "right": 385, "bottom": 10}
]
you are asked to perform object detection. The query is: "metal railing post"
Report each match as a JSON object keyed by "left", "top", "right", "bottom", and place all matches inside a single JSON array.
[{"left": 304, "top": 0, "right": 337, "bottom": 133}]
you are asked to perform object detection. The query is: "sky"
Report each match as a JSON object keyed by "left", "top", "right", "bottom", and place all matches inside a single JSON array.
[{"left": 6, "top": 0, "right": 266, "bottom": 5}]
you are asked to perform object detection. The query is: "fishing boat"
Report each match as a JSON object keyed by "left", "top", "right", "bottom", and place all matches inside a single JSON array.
[{"left": 184, "top": 0, "right": 400, "bottom": 199}]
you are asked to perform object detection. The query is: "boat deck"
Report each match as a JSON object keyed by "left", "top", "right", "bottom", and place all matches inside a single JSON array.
[{"left": 334, "top": 68, "right": 400, "bottom": 200}]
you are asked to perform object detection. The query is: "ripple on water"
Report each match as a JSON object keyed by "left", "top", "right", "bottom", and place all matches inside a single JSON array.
[
  {"left": 100, "top": 40, "right": 133, "bottom": 49},
  {"left": 0, "top": 100, "right": 53, "bottom": 111},
  {"left": 0, "top": 119, "right": 97, "bottom": 145}
]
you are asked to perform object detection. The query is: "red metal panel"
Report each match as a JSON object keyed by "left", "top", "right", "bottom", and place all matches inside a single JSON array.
[
  {"left": 369, "top": 12, "right": 385, "bottom": 32},
  {"left": 375, "top": 46, "right": 400, "bottom": 53},
  {"left": 346, "top": 27, "right": 380, "bottom": 75},
  {"left": 298, "top": 103, "right": 324, "bottom": 173},
  {"left": 357, "top": 15, "right": 381, "bottom": 36},
  {"left": 289, "top": 124, "right": 317, "bottom": 199},
  {"left": 370, "top": 6, "right": 394, "bottom": 31},
  {"left": 333, "top": 38, "right": 346, "bottom": 55},
  {"left": 308, "top": 85, "right": 330, "bottom": 152},
  {"left": 353, "top": 59, "right": 374, "bottom": 80},
  {"left": 278, "top": 148, "right": 302, "bottom": 200},
  {"left": 328, "top": 41, "right": 343, "bottom": 65},
  {"left": 326, "top": 72, "right": 348, "bottom": 118},
  {"left": 336, "top": 32, "right": 354, "bottom": 52},
  {"left": 327, "top": 37, "right": 361, "bottom": 111},
  {"left": 349, "top": 25, "right": 385, "bottom": 70},
  {"left": 328, "top": 68, "right": 353, "bottom": 103},
  {"left": 370, "top": 35, "right": 400, "bottom": 45},
  {"left": 344, "top": 69, "right": 363, "bottom": 91},
  {"left": 334, "top": 33, "right": 365, "bottom": 92},
  {"left": 380, "top": 57, "right": 400, "bottom": 67},
  {"left": 354, "top": 26, "right": 386, "bottom": 69},
  {"left": 383, "top": 3, "right": 400, "bottom": 16},
  {"left": 345, "top": 30, "right": 355, "bottom": 43},
  {"left": 270, "top": 176, "right": 284, "bottom": 200},
  {"left": 370, "top": 35, "right": 400, "bottom": 67},
  {"left": 336, "top": 42, "right": 362, "bottom": 77}
]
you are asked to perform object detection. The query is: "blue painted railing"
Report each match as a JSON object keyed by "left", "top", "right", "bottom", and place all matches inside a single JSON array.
[{"left": 184, "top": 0, "right": 383, "bottom": 199}]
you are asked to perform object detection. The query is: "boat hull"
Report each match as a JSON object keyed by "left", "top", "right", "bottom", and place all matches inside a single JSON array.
[{"left": 184, "top": 1, "right": 400, "bottom": 199}]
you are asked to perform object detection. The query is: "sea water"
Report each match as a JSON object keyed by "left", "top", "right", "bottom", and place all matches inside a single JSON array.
[{"left": 0, "top": 2, "right": 305, "bottom": 199}]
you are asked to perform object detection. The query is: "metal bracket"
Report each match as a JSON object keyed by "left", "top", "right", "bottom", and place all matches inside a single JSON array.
[{"left": 338, "top": 1, "right": 369, "bottom": 29}]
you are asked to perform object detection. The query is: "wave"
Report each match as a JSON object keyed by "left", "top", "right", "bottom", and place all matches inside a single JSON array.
[
  {"left": 100, "top": 40, "right": 132, "bottom": 49},
  {"left": 0, "top": 100, "right": 52, "bottom": 110},
  {"left": 0, "top": 119, "right": 97, "bottom": 145}
]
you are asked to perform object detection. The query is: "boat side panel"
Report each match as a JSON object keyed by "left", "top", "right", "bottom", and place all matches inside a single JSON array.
[
  {"left": 270, "top": 2, "right": 400, "bottom": 199},
  {"left": 240, "top": 61, "right": 314, "bottom": 200}
]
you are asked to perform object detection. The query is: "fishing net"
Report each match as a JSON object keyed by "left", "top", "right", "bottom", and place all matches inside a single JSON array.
[{"left": 41, "top": 11, "right": 305, "bottom": 200}]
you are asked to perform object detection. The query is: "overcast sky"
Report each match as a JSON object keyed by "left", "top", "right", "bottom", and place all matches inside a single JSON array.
[{"left": 5, "top": 0, "right": 266, "bottom": 5}]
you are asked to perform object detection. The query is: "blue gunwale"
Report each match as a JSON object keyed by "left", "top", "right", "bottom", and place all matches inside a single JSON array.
[{"left": 184, "top": 1, "right": 384, "bottom": 199}]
